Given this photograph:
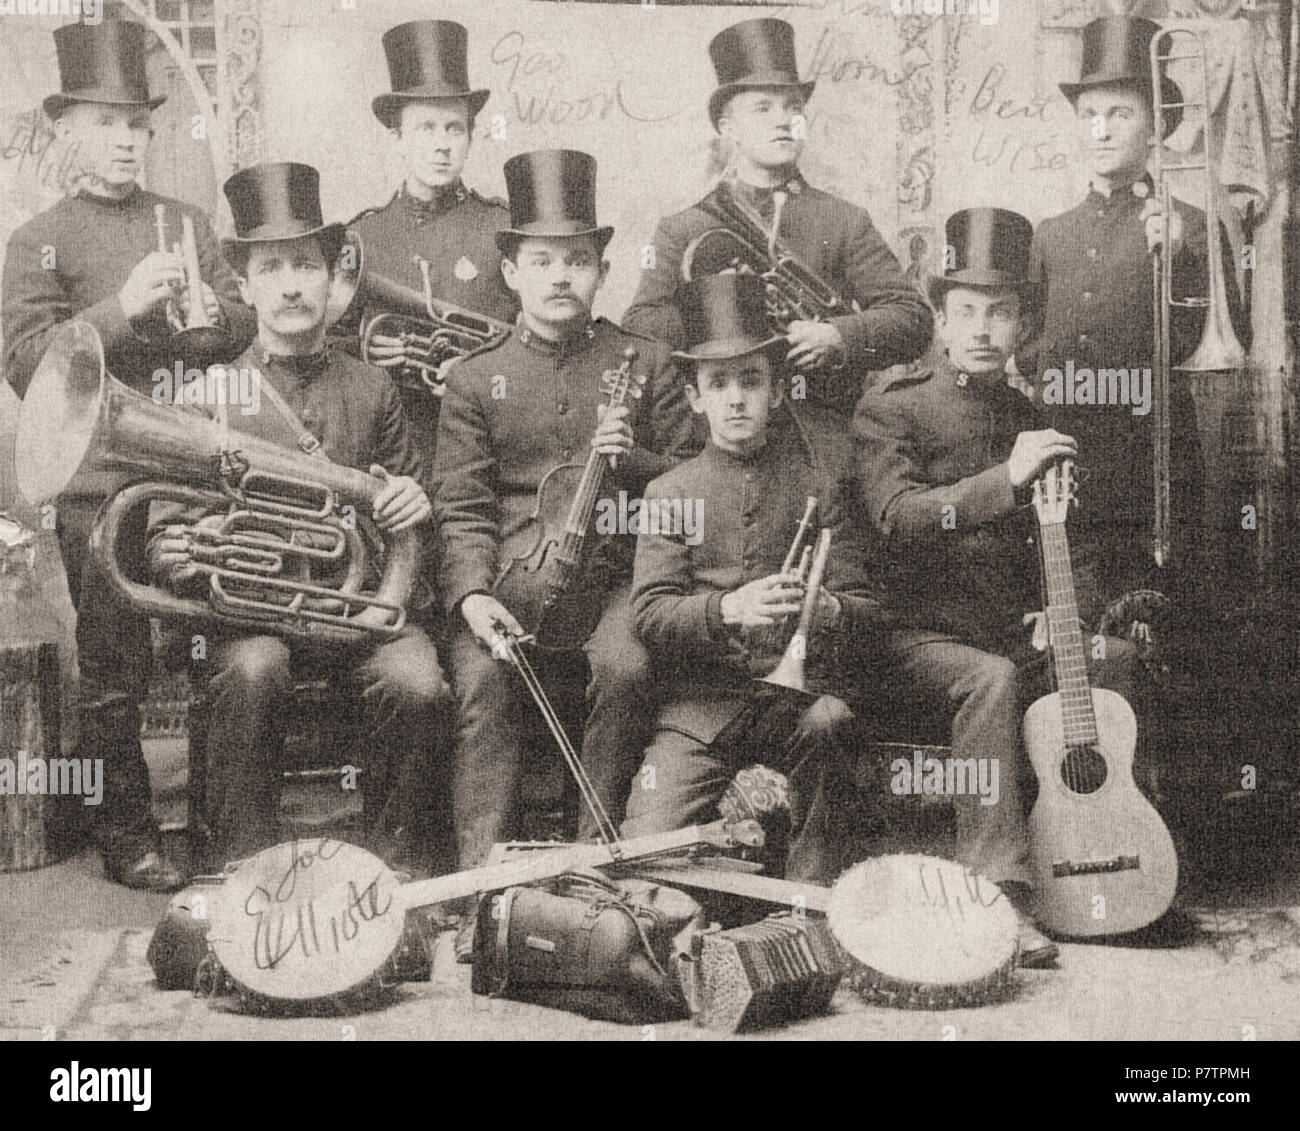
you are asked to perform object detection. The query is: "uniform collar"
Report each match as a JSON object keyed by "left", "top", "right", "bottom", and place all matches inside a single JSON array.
[
  {"left": 399, "top": 179, "right": 468, "bottom": 221},
  {"left": 255, "top": 340, "right": 332, "bottom": 380},
  {"left": 1086, "top": 172, "right": 1154, "bottom": 209},
  {"left": 514, "top": 317, "right": 597, "bottom": 357},
  {"left": 937, "top": 351, "right": 1007, "bottom": 396},
  {"left": 724, "top": 169, "right": 806, "bottom": 214}
]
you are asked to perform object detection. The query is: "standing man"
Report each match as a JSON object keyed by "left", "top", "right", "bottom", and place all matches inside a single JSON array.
[
  {"left": 2, "top": 21, "right": 255, "bottom": 890},
  {"left": 434, "top": 151, "right": 697, "bottom": 886},
  {"left": 1025, "top": 16, "right": 1233, "bottom": 631},
  {"left": 343, "top": 19, "right": 517, "bottom": 462},
  {"left": 146, "top": 162, "right": 451, "bottom": 869},
  {"left": 623, "top": 17, "right": 932, "bottom": 420},
  {"left": 856, "top": 208, "right": 1142, "bottom": 966}
]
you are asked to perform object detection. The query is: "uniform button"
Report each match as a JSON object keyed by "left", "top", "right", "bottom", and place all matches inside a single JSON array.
[
  {"left": 557, "top": 402, "right": 568, "bottom": 414},
  {"left": 1078, "top": 333, "right": 1088, "bottom": 344},
  {"left": 1097, "top": 209, "right": 1105, "bottom": 218},
  {"left": 745, "top": 471, "right": 755, "bottom": 482},
  {"left": 1087, "top": 247, "right": 1098, "bottom": 259},
  {"left": 561, "top": 447, "right": 574, "bottom": 460},
  {"left": 1082, "top": 291, "right": 1092, "bottom": 301}
]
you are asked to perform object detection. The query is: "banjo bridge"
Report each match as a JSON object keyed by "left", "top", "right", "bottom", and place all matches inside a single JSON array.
[{"left": 1051, "top": 854, "right": 1141, "bottom": 878}]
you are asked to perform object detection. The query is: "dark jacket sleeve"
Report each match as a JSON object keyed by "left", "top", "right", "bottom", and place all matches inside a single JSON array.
[
  {"left": 632, "top": 474, "right": 728, "bottom": 660},
  {"left": 1, "top": 221, "right": 138, "bottom": 398},
  {"left": 820, "top": 485, "right": 890, "bottom": 652},
  {"left": 855, "top": 389, "right": 1017, "bottom": 544},
  {"left": 829, "top": 207, "right": 934, "bottom": 372},
  {"left": 432, "top": 363, "right": 500, "bottom": 613},
  {"left": 192, "top": 207, "right": 257, "bottom": 361},
  {"left": 621, "top": 215, "right": 689, "bottom": 350},
  {"left": 371, "top": 377, "right": 422, "bottom": 481}
]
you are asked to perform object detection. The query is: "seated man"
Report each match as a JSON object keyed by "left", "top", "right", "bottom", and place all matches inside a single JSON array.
[
  {"left": 855, "top": 208, "right": 1141, "bottom": 966},
  {"left": 146, "top": 162, "right": 451, "bottom": 869},
  {"left": 624, "top": 274, "right": 887, "bottom": 885}
]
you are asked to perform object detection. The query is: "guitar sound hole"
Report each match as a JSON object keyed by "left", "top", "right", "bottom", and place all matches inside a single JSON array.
[{"left": 1059, "top": 745, "right": 1108, "bottom": 794}]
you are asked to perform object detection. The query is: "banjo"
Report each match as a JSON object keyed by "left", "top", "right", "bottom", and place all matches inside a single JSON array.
[{"left": 205, "top": 820, "right": 763, "bottom": 1003}]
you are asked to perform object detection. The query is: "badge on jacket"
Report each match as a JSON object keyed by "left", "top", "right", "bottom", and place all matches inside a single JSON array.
[{"left": 454, "top": 256, "right": 479, "bottom": 281}]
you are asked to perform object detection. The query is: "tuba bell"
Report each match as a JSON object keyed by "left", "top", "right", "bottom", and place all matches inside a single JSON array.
[{"left": 14, "top": 321, "right": 417, "bottom": 645}]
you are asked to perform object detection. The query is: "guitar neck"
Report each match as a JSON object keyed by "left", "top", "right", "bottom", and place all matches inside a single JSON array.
[
  {"left": 396, "top": 824, "right": 724, "bottom": 912},
  {"left": 1037, "top": 520, "right": 1099, "bottom": 746}
]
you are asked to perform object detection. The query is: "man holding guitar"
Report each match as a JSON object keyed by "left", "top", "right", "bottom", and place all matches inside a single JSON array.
[
  {"left": 855, "top": 209, "right": 1142, "bottom": 964},
  {"left": 433, "top": 151, "right": 697, "bottom": 894}
]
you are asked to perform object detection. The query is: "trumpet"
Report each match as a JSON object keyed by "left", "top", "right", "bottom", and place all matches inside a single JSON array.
[
  {"left": 682, "top": 182, "right": 861, "bottom": 354},
  {"left": 14, "top": 322, "right": 417, "bottom": 646},
  {"left": 330, "top": 229, "right": 510, "bottom": 393},
  {"left": 153, "top": 204, "right": 234, "bottom": 361},
  {"left": 763, "top": 527, "right": 832, "bottom": 695},
  {"left": 1149, "top": 26, "right": 1248, "bottom": 566}
]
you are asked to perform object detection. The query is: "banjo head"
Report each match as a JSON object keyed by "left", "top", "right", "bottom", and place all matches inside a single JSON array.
[
  {"left": 828, "top": 854, "right": 1020, "bottom": 1010},
  {"left": 207, "top": 838, "right": 407, "bottom": 1002}
]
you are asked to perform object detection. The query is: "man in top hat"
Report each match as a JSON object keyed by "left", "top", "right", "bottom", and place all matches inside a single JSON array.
[
  {"left": 144, "top": 162, "right": 452, "bottom": 869},
  {"left": 1022, "top": 15, "right": 1240, "bottom": 633},
  {"left": 340, "top": 19, "right": 517, "bottom": 463},
  {"left": 623, "top": 17, "right": 932, "bottom": 421},
  {"left": 624, "top": 272, "right": 885, "bottom": 885},
  {"left": 1, "top": 20, "right": 255, "bottom": 891},
  {"left": 857, "top": 207, "right": 1144, "bottom": 963},
  {"left": 434, "top": 150, "right": 697, "bottom": 887}
]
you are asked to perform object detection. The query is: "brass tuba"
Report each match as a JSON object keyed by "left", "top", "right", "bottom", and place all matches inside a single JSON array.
[
  {"left": 14, "top": 322, "right": 417, "bottom": 645},
  {"left": 329, "top": 229, "right": 510, "bottom": 392}
]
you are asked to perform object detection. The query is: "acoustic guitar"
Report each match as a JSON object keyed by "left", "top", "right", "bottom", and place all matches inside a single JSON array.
[{"left": 1025, "top": 460, "right": 1178, "bottom": 937}]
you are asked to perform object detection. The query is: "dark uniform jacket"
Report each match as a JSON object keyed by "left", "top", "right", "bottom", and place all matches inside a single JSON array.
[
  {"left": 346, "top": 181, "right": 517, "bottom": 326},
  {"left": 1021, "top": 176, "right": 1223, "bottom": 607},
  {"left": 622, "top": 173, "right": 933, "bottom": 416},
  {"left": 634, "top": 406, "right": 888, "bottom": 728},
  {"left": 855, "top": 353, "right": 1040, "bottom": 649},
  {"left": 433, "top": 318, "right": 697, "bottom": 616},
  {"left": 2, "top": 186, "right": 255, "bottom": 403},
  {"left": 145, "top": 341, "right": 423, "bottom": 579}
]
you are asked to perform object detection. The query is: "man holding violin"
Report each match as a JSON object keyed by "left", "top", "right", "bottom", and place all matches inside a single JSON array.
[
  {"left": 1, "top": 22, "right": 254, "bottom": 891},
  {"left": 434, "top": 151, "right": 697, "bottom": 889}
]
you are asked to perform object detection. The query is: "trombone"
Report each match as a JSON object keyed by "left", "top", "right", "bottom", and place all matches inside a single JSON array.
[{"left": 1149, "top": 25, "right": 1248, "bottom": 566}]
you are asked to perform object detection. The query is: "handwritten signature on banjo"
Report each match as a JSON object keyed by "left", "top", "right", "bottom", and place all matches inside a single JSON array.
[
  {"left": 241, "top": 838, "right": 397, "bottom": 971},
  {"left": 915, "top": 857, "right": 1005, "bottom": 924}
]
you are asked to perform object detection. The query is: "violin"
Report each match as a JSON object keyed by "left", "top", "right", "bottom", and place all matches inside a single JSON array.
[{"left": 492, "top": 348, "right": 646, "bottom": 650}]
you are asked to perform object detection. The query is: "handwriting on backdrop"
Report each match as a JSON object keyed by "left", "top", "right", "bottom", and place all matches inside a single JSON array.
[
  {"left": 240, "top": 839, "right": 396, "bottom": 971},
  {"left": 964, "top": 63, "right": 1071, "bottom": 176},
  {"left": 488, "top": 30, "right": 677, "bottom": 129},
  {"left": 0, "top": 113, "right": 82, "bottom": 194}
]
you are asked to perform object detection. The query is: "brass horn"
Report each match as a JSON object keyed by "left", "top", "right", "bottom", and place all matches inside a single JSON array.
[
  {"left": 154, "top": 203, "right": 235, "bottom": 360},
  {"left": 329, "top": 228, "right": 509, "bottom": 391},
  {"left": 1149, "top": 26, "right": 1248, "bottom": 566},
  {"left": 14, "top": 321, "right": 417, "bottom": 645},
  {"left": 762, "top": 527, "right": 832, "bottom": 694}
]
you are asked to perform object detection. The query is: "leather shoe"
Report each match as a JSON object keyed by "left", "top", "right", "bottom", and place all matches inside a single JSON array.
[
  {"left": 1015, "top": 914, "right": 1060, "bottom": 968},
  {"left": 105, "top": 848, "right": 185, "bottom": 893}
]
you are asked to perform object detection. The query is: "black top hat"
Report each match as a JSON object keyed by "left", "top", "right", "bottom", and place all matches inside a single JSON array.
[
  {"left": 43, "top": 21, "right": 166, "bottom": 121},
  {"left": 1059, "top": 17, "right": 1182, "bottom": 136},
  {"left": 221, "top": 162, "right": 344, "bottom": 250},
  {"left": 673, "top": 273, "right": 784, "bottom": 362},
  {"left": 372, "top": 20, "right": 490, "bottom": 129},
  {"left": 707, "top": 18, "right": 815, "bottom": 131},
  {"left": 495, "top": 150, "right": 613, "bottom": 253},
  {"left": 928, "top": 208, "right": 1037, "bottom": 309}
]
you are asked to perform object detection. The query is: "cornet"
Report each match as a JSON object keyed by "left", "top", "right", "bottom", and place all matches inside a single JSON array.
[
  {"left": 15, "top": 322, "right": 417, "bottom": 646},
  {"left": 154, "top": 204, "right": 234, "bottom": 360}
]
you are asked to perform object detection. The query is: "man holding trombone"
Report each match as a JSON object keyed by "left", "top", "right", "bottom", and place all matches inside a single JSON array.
[{"left": 2, "top": 21, "right": 254, "bottom": 891}]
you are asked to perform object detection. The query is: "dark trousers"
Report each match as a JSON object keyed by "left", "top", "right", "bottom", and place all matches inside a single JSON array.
[
  {"left": 199, "top": 626, "right": 451, "bottom": 863},
  {"left": 55, "top": 496, "right": 157, "bottom": 855},
  {"left": 445, "top": 587, "right": 652, "bottom": 868},
  {"left": 889, "top": 628, "right": 1139, "bottom": 886},
  {"left": 621, "top": 694, "right": 857, "bottom": 885}
]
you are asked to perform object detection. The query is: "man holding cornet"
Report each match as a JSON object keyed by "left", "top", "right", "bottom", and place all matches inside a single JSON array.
[
  {"left": 1, "top": 22, "right": 254, "bottom": 891},
  {"left": 145, "top": 162, "right": 452, "bottom": 872}
]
